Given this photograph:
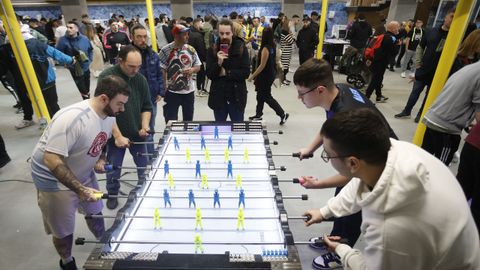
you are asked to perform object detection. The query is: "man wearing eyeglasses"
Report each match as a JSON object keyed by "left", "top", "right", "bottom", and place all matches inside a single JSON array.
[
  {"left": 304, "top": 108, "right": 479, "bottom": 270},
  {"left": 292, "top": 58, "right": 397, "bottom": 266}
]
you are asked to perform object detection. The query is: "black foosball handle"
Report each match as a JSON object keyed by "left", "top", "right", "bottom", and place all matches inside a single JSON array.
[
  {"left": 75, "top": 237, "right": 85, "bottom": 245},
  {"left": 292, "top": 152, "right": 314, "bottom": 158}
]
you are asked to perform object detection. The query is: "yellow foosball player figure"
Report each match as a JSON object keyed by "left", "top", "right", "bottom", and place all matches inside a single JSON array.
[
  {"left": 224, "top": 147, "right": 230, "bottom": 163},
  {"left": 201, "top": 174, "right": 209, "bottom": 189},
  {"left": 204, "top": 147, "right": 211, "bottom": 163},
  {"left": 185, "top": 147, "right": 191, "bottom": 163},
  {"left": 195, "top": 207, "right": 203, "bottom": 230},
  {"left": 167, "top": 173, "right": 175, "bottom": 189},
  {"left": 243, "top": 147, "right": 249, "bottom": 163},
  {"left": 237, "top": 207, "right": 245, "bottom": 230},
  {"left": 153, "top": 208, "right": 162, "bottom": 229},
  {"left": 194, "top": 233, "right": 204, "bottom": 254},
  {"left": 236, "top": 174, "right": 243, "bottom": 189}
]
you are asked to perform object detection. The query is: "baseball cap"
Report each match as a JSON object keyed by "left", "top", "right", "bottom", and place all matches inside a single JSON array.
[{"left": 172, "top": 24, "right": 190, "bottom": 35}]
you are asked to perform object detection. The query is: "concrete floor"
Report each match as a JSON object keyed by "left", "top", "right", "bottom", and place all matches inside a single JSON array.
[{"left": 0, "top": 56, "right": 459, "bottom": 269}]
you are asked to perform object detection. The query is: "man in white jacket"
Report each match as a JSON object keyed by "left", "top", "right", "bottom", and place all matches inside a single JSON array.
[{"left": 304, "top": 108, "right": 480, "bottom": 270}]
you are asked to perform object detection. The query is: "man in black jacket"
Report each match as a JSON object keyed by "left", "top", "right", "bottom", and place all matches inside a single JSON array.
[
  {"left": 395, "top": 9, "right": 455, "bottom": 122},
  {"left": 347, "top": 14, "right": 372, "bottom": 50},
  {"left": 206, "top": 19, "right": 250, "bottom": 121},
  {"left": 365, "top": 21, "right": 399, "bottom": 103},
  {"left": 297, "top": 18, "right": 318, "bottom": 64},
  {"left": 189, "top": 18, "right": 208, "bottom": 97}
]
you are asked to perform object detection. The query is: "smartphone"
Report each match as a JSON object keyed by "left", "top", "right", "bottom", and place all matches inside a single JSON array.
[{"left": 220, "top": 43, "right": 229, "bottom": 54}]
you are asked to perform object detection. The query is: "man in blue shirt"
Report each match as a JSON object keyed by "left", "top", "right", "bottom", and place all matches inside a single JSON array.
[{"left": 57, "top": 21, "right": 93, "bottom": 100}]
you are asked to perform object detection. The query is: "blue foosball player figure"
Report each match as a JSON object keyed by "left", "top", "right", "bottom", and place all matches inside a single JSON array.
[
  {"left": 214, "top": 126, "right": 219, "bottom": 140},
  {"left": 188, "top": 189, "right": 196, "bottom": 208},
  {"left": 201, "top": 136, "right": 206, "bottom": 150},
  {"left": 164, "top": 160, "right": 169, "bottom": 177},
  {"left": 163, "top": 189, "right": 172, "bottom": 208},
  {"left": 195, "top": 160, "right": 201, "bottom": 178},
  {"left": 213, "top": 189, "right": 221, "bottom": 208},
  {"left": 228, "top": 135, "right": 233, "bottom": 150},
  {"left": 174, "top": 136, "right": 179, "bottom": 150},
  {"left": 227, "top": 160, "right": 233, "bottom": 178},
  {"left": 238, "top": 188, "right": 245, "bottom": 208}
]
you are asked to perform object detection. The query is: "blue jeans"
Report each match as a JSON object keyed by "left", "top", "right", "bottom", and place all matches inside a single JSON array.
[
  {"left": 213, "top": 102, "right": 244, "bottom": 121},
  {"left": 146, "top": 103, "right": 157, "bottom": 156},
  {"left": 164, "top": 92, "right": 194, "bottom": 123},
  {"left": 402, "top": 79, "right": 429, "bottom": 115},
  {"left": 106, "top": 140, "right": 148, "bottom": 195}
]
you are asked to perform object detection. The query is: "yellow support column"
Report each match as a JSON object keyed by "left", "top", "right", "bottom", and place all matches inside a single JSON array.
[
  {"left": 146, "top": 0, "right": 158, "bottom": 52},
  {"left": 0, "top": 0, "right": 51, "bottom": 122},
  {"left": 316, "top": 0, "right": 329, "bottom": 59},
  {"left": 412, "top": 0, "right": 475, "bottom": 145}
]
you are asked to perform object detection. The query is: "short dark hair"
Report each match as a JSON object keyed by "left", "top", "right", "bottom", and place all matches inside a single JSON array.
[
  {"left": 159, "top": 13, "right": 167, "bottom": 21},
  {"left": 67, "top": 21, "right": 79, "bottom": 28},
  {"left": 320, "top": 108, "right": 391, "bottom": 165},
  {"left": 218, "top": 18, "right": 234, "bottom": 31},
  {"left": 131, "top": 24, "right": 146, "bottom": 36},
  {"left": 229, "top": 11, "right": 238, "bottom": 20},
  {"left": 94, "top": 75, "right": 130, "bottom": 99},
  {"left": 118, "top": 45, "right": 140, "bottom": 61},
  {"left": 292, "top": 14, "right": 300, "bottom": 19},
  {"left": 293, "top": 58, "right": 335, "bottom": 89},
  {"left": 311, "top": 11, "right": 319, "bottom": 17},
  {"left": 81, "top": 14, "right": 89, "bottom": 19}
]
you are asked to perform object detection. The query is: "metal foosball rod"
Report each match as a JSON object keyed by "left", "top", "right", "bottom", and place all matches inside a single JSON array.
[
  {"left": 85, "top": 214, "right": 310, "bottom": 220},
  {"left": 98, "top": 193, "right": 307, "bottom": 200},
  {"left": 75, "top": 238, "right": 289, "bottom": 246},
  {"left": 115, "top": 178, "right": 300, "bottom": 184},
  {"left": 138, "top": 152, "right": 309, "bottom": 157},
  {"left": 104, "top": 165, "right": 287, "bottom": 171}
]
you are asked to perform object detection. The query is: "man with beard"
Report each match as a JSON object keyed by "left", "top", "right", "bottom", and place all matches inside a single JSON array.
[
  {"left": 31, "top": 75, "right": 131, "bottom": 270},
  {"left": 159, "top": 24, "right": 201, "bottom": 123},
  {"left": 56, "top": 21, "right": 93, "bottom": 99},
  {"left": 130, "top": 24, "right": 164, "bottom": 157},
  {"left": 99, "top": 45, "right": 152, "bottom": 209},
  {"left": 206, "top": 19, "right": 250, "bottom": 121}
]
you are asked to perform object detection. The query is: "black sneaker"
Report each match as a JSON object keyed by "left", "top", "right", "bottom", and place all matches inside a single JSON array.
[
  {"left": 59, "top": 257, "right": 77, "bottom": 270},
  {"left": 312, "top": 252, "right": 342, "bottom": 269},
  {"left": 376, "top": 96, "right": 388, "bottom": 103},
  {"left": 280, "top": 113, "right": 289, "bottom": 125},
  {"left": 13, "top": 102, "right": 21, "bottom": 109},
  {"left": 414, "top": 115, "right": 421, "bottom": 123},
  {"left": 106, "top": 197, "right": 118, "bottom": 210},
  {"left": 389, "top": 66, "right": 395, "bottom": 72},
  {"left": 248, "top": 115, "right": 262, "bottom": 121},
  {"left": 0, "top": 156, "right": 11, "bottom": 169},
  {"left": 394, "top": 111, "right": 411, "bottom": 119}
]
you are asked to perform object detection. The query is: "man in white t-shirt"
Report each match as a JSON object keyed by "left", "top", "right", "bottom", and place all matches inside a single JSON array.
[
  {"left": 31, "top": 75, "right": 130, "bottom": 270},
  {"left": 159, "top": 24, "right": 201, "bottom": 123}
]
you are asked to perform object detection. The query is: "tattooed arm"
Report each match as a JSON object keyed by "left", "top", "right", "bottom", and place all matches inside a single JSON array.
[{"left": 43, "top": 151, "right": 99, "bottom": 201}]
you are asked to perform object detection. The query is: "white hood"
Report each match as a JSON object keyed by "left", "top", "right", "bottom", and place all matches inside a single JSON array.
[{"left": 356, "top": 139, "right": 430, "bottom": 214}]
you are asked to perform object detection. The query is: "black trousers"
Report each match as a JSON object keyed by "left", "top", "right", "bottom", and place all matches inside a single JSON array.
[
  {"left": 69, "top": 69, "right": 91, "bottom": 99},
  {"left": 421, "top": 127, "right": 461, "bottom": 166},
  {"left": 457, "top": 142, "right": 480, "bottom": 234},
  {"left": 16, "top": 84, "right": 34, "bottom": 121},
  {"left": 396, "top": 44, "right": 406, "bottom": 67},
  {"left": 299, "top": 49, "right": 314, "bottom": 65},
  {"left": 330, "top": 186, "right": 362, "bottom": 246},
  {"left": 365, "top": 67, "right": 386, "bottom": 98},
  {"left": 0, "top": 134, "right": 10, "bottom": 167},
  {"left": 196, "top": 64, "right": 206, "bottom": 91},
  {"left": 255, "top": 81, "right": 285, "bottom": 118},
  {"left": 43, "top": 85, "right": 60, "bottom": 117},
  {"left": 163, "top": 91, "right": 194, "bottom": 123}
]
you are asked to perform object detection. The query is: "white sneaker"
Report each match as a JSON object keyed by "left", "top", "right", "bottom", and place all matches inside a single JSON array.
[
  {"left": 15, "top": 120, "right": 35, "bottom": 129},
  {"left": 401, "top": 72, "right": 406, "bottom": 78}
]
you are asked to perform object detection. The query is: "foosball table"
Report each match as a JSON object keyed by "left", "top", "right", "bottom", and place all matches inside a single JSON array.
[{"left": 77, "top": 121, "right": 308, "bottom": 269}]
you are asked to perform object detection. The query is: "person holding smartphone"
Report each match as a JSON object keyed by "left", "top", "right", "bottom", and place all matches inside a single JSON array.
[{"left": 206, "top": 19, "right": 250, "bottom": 121}]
